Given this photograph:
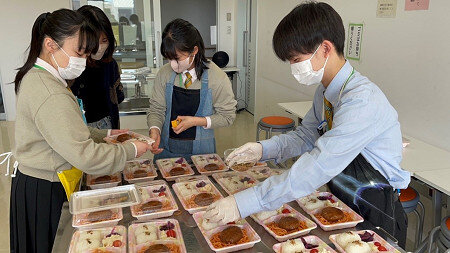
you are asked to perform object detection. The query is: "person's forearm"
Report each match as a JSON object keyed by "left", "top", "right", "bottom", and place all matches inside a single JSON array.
[{"left": 194, "top": 116, "right": 207, "bottom": 127}]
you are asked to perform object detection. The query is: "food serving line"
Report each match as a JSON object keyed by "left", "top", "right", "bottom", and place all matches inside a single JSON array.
[{"left": 52, "top": 147, "right": 406, "bottom": 253}]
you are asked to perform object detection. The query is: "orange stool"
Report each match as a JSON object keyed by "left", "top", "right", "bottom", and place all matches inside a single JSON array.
[
  {"left": 400, "top": 187, "right": 425, "bottom": 248},
  {"left": 256, "top": 116, "right": 295, "bottom": 141}
]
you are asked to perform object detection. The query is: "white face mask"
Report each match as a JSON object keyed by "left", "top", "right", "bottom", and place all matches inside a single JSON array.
[
  {"left": 52, "top": 43, "right": 86, "bottom": 80},
  {"left": 91, "top": 43, "right": 108, "bottom": 60},
  {"left": 290, "top": 45, "right": 329, "bottom": 86},
  {"left": 170, "top": 54, "right": 194, "bottom": 73}
]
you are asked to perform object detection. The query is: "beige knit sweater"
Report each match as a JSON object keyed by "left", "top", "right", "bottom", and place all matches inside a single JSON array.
[{"left": 14, "top": 67, "right": 135, "bottom": 182}]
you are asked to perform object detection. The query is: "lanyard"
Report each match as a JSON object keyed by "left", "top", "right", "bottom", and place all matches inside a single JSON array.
[
  {"left": 322, "top": 67, "right": 355, "bottom": 122},
  {"left": 179, "top": 74, "right": 183, "bottom": 88}
]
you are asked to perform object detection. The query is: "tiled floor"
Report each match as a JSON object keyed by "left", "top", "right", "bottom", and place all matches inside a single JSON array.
[{"left": 0, "top": 112, "right": 441, "bottom": 252}]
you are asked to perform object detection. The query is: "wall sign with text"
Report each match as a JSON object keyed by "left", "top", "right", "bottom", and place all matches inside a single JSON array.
[{"left": 346, "top": 23, "right": 364, "bottom": 61}]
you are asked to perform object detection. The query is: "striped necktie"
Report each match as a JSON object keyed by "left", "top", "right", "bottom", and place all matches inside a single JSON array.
[
  {"left": 324, "top": 96, "right": 333, "bottom": 130},
  {"left": 184, "top": 72, "right": 192, "bottom": 88}
]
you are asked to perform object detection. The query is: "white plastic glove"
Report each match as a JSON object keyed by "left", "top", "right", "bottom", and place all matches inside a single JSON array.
[
  {"left": 203, "top": 196, "right": 241, "bottom": 225},
  {"left": 225, "top": 142, "right": 263, "bottom": 167}
]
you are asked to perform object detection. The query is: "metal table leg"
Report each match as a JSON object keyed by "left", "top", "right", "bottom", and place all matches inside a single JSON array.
[{"left": 432, "top": 188, "right": 442, "bottom": 227}]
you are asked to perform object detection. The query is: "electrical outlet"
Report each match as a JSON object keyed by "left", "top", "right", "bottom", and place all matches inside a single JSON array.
[{"left": 227, "top": 26, "right": 232, "bottom": 34}]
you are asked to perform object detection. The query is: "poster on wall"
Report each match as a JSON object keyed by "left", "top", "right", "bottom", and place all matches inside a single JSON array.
[
  {"left": 346, "top": 23, "right": 364, "bottom": 61},
  {"left": 405, "top": 0, "right": 430, "bottom": 11},
  {"left": 377, "top": 0, "right": 397, "bottom": 18}
]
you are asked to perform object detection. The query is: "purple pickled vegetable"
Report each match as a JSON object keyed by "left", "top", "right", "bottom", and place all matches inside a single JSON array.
[
  {"left": 240, "top": 177, "right": 251, "bottom": 183},
  {"left": 152, "top": 186, "right": 166, "bottom": 193},
  {"left": 175, "top": 158, "right": 184, "bottom": 164},
  {"left": 317, "top": 194, "right": 333, "bottom": 201},
  {"left": 160, "top": 221, "right": 175, "bottom": 231},
  {"left": 300, "top": 237, "right": 318, "bottom": 249},
  {"left": 359, "top": 231, "right": 374, "bottom": 242},
  {"left": 106, "top": 227, "right": 120, "bottom": 238},
  {"left": 196, "top": 181, "right": 206, "bottom": 188},
  {"left": 261, "top": 169, "right": 268, "bottom": 174},
  {"left": 142, "top": 160, "right": 151, "bottom": 165}
]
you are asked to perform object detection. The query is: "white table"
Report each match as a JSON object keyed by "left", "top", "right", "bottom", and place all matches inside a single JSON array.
[{"left": 278, "top": 101, "right": 450, "bottom": 226}]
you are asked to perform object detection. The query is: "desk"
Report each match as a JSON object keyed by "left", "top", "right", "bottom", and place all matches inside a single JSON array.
[
  {"left": 278, "top": 101, "right": 312, "bottom": 124},
  {"left": 222, "top": 66, "right": 240, "bottom": 73},
  {"left": 277, "top": 101, "right": 450, "bottom": 227},
  {"left": 53, "top": 162, "right": 405, "bottom": 253}
]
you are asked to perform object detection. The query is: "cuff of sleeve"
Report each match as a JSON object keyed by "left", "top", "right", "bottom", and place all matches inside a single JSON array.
[
  {"left": 203, "top": 116, "right": 212, "bottom": 129},
  {"left": 259, "top": 139, "right": 278, "bottom": 161},
  {"left": 149, "top": 126, "right": 161, "bottom": 133},
  {"left": 130, "top": 142, "right": 138, "bottom": 158},
  {"left": 234, "top": 187, "right": 264, "bottom": 218},
  {"left": 107, "top": 129, "right": 111, "bottom": 137}
]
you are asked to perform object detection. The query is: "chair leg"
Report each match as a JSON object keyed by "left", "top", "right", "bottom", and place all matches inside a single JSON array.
[
  {"left": 413, "top": 210, "right": 421, "bottom": 249},
  {"left": 417, "top": 201, "right": 425, "bottom": 244},
  {"left": 256, "top": 126, "right": 261, "bottom": 142},
  {"left": 268, "top": 128, "right": 273, "bottom": 139},
  {"left": 265, "top": 129, "right": 269, "bottom": 139}
]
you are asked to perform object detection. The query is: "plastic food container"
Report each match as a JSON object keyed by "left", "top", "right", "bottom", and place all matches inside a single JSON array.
[
  {"left": 123, "top": 159, "right": 157, "bottom": 184},
  {"left": 86, "top": 172, "right": 122, "bottom": 190},
  {"left": 250, "top": 204, "right": 317, "bottom": 242},
  {"left": 70, "top": 184, "right": 141, "bottom": 215},
  {"left": 131, "top": 180, "right": 178, "bottom": 220},
  {"left": 191, "top": 153, "right": 228, "bottom": 175},
  {"left": 104, "top": 131, "right": 155, "bottom": 145},
  {"left": 175, "top": 175, "right": 209, "bottom": 183},
  {"left": 128, "top": 219, "right": 187, "bottom": 253},
  {"left": 223, "top": 148, "right": 267, "bottom": 172},
  {"left": 156, "top": 157, "right": 195, "bottom": 181},
  {"left": 212, "top": 171, "right": 258, "bottom": 195},
  {"left": 68, "top": 225, "right": 127, "bottom": 253},
  {"left": 244, "top": 166, "right": 273, "bottom": 181},
  {"left": 272, "top": 235, "right": 336, "bottom": 253},
  {"left": 73, "top": 208, "right": 123, "bottom": 229},
  {"left": 297, "top": 192, "right": 364, "bottom": 231},
  {"left": 193, "top": 211, "right": 261, "bottom": 253},
  {"left": 172, "top": 177, "right": 223, "bottom": 214},
  {"left": 329, "top": 230, "right": 401, "bottom": 253}
]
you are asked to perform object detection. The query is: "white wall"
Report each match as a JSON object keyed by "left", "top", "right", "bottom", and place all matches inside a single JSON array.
[
  {"left": 217, "top": 0, "right": 237, "bottom": 67},
  {"left": 0, "top": 0, "right": 71, "bottom": 121},
  {"left": 254, "top": 0, "right": 450, "bottom": 152}
]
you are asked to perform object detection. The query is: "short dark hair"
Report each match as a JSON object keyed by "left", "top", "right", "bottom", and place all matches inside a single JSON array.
[
  {"left": 161, "top": 18, "right": 209, "bottom": 77},
  {"left": 273, "top": 2, "right": 345, "bottom": 61},
  {"left": 77, "top": 5, "right": 116, "bottom": 62}
]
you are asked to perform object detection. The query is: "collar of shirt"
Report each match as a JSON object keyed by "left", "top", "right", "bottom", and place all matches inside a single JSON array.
[
  {"left": 323, "top": 60, "right": 353, "bottom": 107},
  {"left": 181, "top": 67, "right": 197, "bottom": 85},
  {"left": 35, "top": 57, "right": 68, "bottom": 87}
]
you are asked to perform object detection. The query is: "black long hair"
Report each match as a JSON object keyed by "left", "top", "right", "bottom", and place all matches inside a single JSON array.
[
  {"left": 77, "top": 5, "right": 116, "bottom": 63},
  {"left": 14, "top": 9, "right": 98, "bottom": 94},
  {"left": 161, "top": 18, "right": 209, "bottom": 77}
]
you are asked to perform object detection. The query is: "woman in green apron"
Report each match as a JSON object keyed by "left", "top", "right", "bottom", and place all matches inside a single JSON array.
[
  {"left": 10, "top": 9, "right": 150, "bottom": 253},
  {"left": 147, "top": 19, "right": 237, "bottom": 161}
]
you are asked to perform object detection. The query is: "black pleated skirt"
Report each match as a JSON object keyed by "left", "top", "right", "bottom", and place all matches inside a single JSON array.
[{"left": 10, "top": 169, "right": 67, "bottom": 253}]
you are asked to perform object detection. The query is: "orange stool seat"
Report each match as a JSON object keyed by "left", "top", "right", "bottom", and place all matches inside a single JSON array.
[
  {"left": 256, "top": 116, "right": 296, "bottom": 141},
  {"left": 400, "top": 187, "right": 418, "bottom": 202},
  {"left": 261, "top": 116, "right": 294, "bottom": 126}
]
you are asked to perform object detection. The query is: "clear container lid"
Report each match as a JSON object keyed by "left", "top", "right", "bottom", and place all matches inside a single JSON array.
[
  {"left": 104, "top": 131, "right": 155, "bottom": 145},
  {"left": 191, "top": 154, "right": 228, "bottom": 174},
  {"left": 123, "top": 159, "right": 157, "bottom": 183},
  {"left": 86, "top": 172, "right": 121, "bottom": 187},
  {"left": 70, "top": 184, "right": 142, "bottom": 215}
]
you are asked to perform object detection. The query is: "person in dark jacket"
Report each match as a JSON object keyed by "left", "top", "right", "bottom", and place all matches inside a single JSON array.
[{"left": 71, "top": 5, "right": 124, "bottom": 129}]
